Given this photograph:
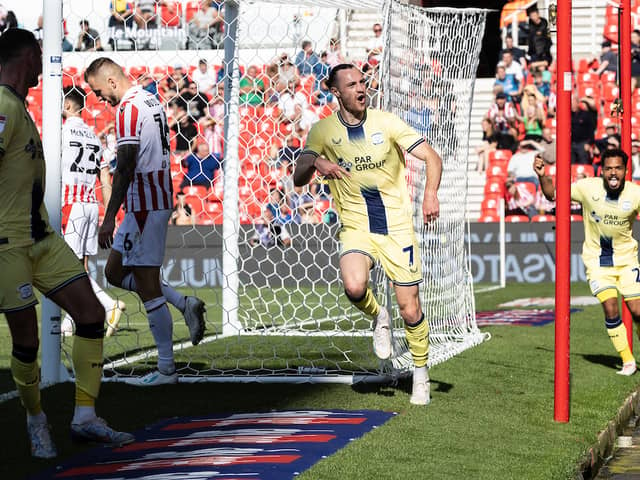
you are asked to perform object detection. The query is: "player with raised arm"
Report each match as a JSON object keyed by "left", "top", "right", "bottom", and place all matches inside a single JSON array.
[
  {"left": 0, "top": 28, "right": 133, "bottom": 458},
  {"left": 59, "top": 86, "right": 126, "bottom": 338},
  {"left": 293, "top": 64, "right": 442, "bottom": 405},
  {"left": 535, "top": 149, "right": 640, "bottom": 375},
  {"left": 84, "top": 57, "right": 206, "bottom": 387}
]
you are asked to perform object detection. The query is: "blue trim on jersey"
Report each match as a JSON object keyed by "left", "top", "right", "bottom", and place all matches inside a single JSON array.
[
  {"left": 346, "top": 124, "right": 365, "bottom": 142},
  {"left": 605, "top": 315, "right": 622, "bottom": 328},
  {"left": 406, "top": 138, "right": 426, "bottom": 153},
  {"left": 599, "top": 235, "right": 614, "bottom": 267},
  {"left": 361, "top": 187, "right": 388, "bottom": 234}
]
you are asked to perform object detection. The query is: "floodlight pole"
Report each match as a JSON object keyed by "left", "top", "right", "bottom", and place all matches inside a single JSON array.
[
  {"left": 620, "top": 0, "right": 633, "bottom": 352},
  {"left": 554, "top": 0, "right": 571, "bottom": 423}
]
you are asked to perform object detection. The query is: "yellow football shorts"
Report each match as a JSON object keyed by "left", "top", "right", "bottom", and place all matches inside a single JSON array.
[
  {"left": 0, "top": 233, "right": 86, "bottom": 313},
  {"left": 586, "top": 264, "right": 640, "bottom": 303},
  {"left": 339, "top": 229, "right": 422, "bottom": 286}
]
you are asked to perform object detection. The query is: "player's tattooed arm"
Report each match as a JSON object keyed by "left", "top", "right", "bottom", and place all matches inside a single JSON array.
[{"left": 105, "top": 143, "right": 138, "bottom": 219}]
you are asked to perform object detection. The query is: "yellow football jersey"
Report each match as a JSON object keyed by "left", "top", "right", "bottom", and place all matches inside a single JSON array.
[
  {"left": 572, "top": 177, "right": 640, "bottom": 267},
  {"left": 0, "top": 85, "right": 51, "bottom": 251},
  {"left": 303, "top": 108, "right": 425, "bottom": 235}
]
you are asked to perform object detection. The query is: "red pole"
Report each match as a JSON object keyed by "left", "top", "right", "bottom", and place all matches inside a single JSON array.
[
  {"left": 554, "top": 0, "right": 571, "bottom": 423},
  {"left": 620, "top": 0, "right": 633, "bottom": 352}
]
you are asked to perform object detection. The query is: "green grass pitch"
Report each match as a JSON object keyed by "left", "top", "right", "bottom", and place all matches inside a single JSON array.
[{"left": 0, "top": 281, "right": 638, "bottom": 479}]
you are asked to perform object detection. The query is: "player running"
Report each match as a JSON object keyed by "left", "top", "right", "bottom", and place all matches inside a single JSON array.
[
  {"left": 293, "top": 64, "right": 443, "bottom": 405},
  {"left": 0, "top": 28, "right": 133, "bottom": 458},
  {"left": 535, "top": 149, "right": 640, "bottom": 375},
  {"left": 84, "top": 57, "right": 206, "bottom": 387},
  {"left": 59, "top": 86, "right": 126, "bottom": 338}
]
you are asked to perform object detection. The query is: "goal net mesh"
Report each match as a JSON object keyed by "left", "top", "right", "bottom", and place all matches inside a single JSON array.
[
  {"left": 379, "top": 3, "right": 490, "bottom": 370},
  {"left": 39, "top": 0, "right": 488, "bottom": 385}
]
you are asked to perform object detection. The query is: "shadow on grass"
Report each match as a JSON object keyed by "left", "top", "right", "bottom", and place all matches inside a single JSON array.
[
  {"left": 580, "top": 353, "right": 621, "bottom": 370},
  {"left": 352, "top": 377, "right": 453, "bottom": 397}
]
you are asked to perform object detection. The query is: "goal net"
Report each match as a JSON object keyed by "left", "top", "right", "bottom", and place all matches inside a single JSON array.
[{"left": 31, "top": 0, "right": 488, "bottom": 387}]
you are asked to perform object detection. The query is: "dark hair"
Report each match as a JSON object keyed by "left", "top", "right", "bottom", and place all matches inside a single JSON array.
[
  {"left": 327, "top": 63, "right": 355, "bottom": 89},
  {"left": 84, "top": 57, "right": 123, "bottom": 82},
  {"left": 0, "top": 28, "right": 39, "bottom": 65},
  {"left": 301, "top": 40, "right": 312, "bottom": 50},
  {"left": 601, "top": 148, "right": 629, "bottom": 166},
  {"left": 63, "top": 86, "right": 86, "bottom": 110}
]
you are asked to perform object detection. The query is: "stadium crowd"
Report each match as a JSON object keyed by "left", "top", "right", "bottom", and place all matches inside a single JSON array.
[{"left": 480, "top": 3, "right": 640, "bottom": 222}]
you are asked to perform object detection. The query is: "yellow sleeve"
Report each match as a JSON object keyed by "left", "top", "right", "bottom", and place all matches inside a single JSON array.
[
  {"left": 570, "top": 182, "right": 582, "bottom": 203},
  {"left": 387, "top": 112, "right": 425, "bottom": 153},
  {"left": 302, "top": 121, "right": 324, "bottom": 157}
]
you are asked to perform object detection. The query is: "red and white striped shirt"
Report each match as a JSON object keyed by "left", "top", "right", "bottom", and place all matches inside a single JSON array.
[
  {"left": 116, "top": 86, "right": 173, "bottom": 212},
  {"left": 61, "top": 116, "right": 106, "bottom": 206}
]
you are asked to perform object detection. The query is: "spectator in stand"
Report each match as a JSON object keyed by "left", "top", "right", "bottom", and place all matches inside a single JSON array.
[
  {"left": 179, "top": 140, "right": 221, "bottom": 191},
  {"left": 192, "top": 59, "right": 217, "bottom": 97},
  {"left": 278, "top": 79, "right": 318, "bottom": 132},
  {"left": 594, "top": 125, "right": 621, "bottom": 160},
  {"left": 108, "top": 1, "right": 135, "bottom": 49},
  {"left": 139, "top": 71, "right": 158, "bottom": 97},
  {"left": 504, "top": 176, "right": 537, "bottom": 219},
  {"left": 493, "top": 65, "right": 519, "bottom": 103},
  {"left": 169, "top": 99, "right": 199, "bottom": 156},
  {"left": 294, "top": 40, "right": 319, "bottom": 77},
  {"left": 199, "top": 116, "right": 224, "bottom": 157},
  {"left": 171, "top": 192, "right": 194, "bottom": 226},
  {"left": 239, "top": 65, "right": 265, "bottom": 106},
  {"left": 499, "top": 35, "right": 527, "bottom": 69},
  {"left": 632, "top": 140, "right": 640, "bottom": 180},
  {"left": 531, "top": 70, "right": 550, "bottom": 99},
  {"left": 208, "top": 94, "right": 224, "bottom": 124},
  {"left": 507, "top": 141, "right": 540, "bottom": 185},
  {"left": 487, "top": 92, "right": 518, "bottom": 151},
  {"left": 263, "top": 61, "right": 281, "bottom": 105},
  {"left": 571, "top": 95, "right": 597, "bottom": 165},
  {"left": 75, "top": 19, "right": 102, "bottom": 51},
  {"left": 367, "top": 23, "right": 384, "bottom": 63},
  {"left": 516, "top": 96, "right": 546, "bottom": 143},
  {"left": 594, "top": 40, "right": 618, "bottom": 77},
  {"left": 526, "top": 5, "right": 552, "bottom": 71},
  {"left": 182, "top": 81, "right": 209, "bottom": 120},
  {"left": 289, "top": 185, "right": 319, "bottom": 224},
  {"left": 632, "top": 30, "right": 640, "bottom": 92},
  {"left": 326, "top": 37, "right": 345, "bottom": 67},
  {"left": 275, "top": 135, "right": 301, "bottom": 169},
  {"left": 500, "top": 51, "right": 524, "bottom": 101},
  {"left": 167, "top": 64, "right": 190, "bottom": 95},
  {"left": 133, "top": 0, "right": 158, "bottom": 29},
  {"left": 476, "top": 117, "right": 497, "bottom": 173},
  {"left": 248, "top": 206, "right": 292, "bottom": 248},
  {"left": 187, "top": 0, "right": 224, "bottom": 49},
  {"left": 277, "top": 54, "right": 299, "bottom": 92},
  {"left": 362, "top": 54, "right": 381, "bottom": 105},
  {"left": 312, "top": 75, "right": 335, "bottom": 106},
  {"left": 313, "top": 51, "right": 331, "bottom": 89}
]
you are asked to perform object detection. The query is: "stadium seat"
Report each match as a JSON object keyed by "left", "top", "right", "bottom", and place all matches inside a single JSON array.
[
  {"left": 516, "top": 181, "right": 537, "bottom": 199},
  {"left": 570, "top": 214, "right": 584, "bottom": 222},
  {"left": 602, "top": 71, "right": 617, "bottom": 84},
  {"left": 184, "top": 185, "right": 210, "bottom": 198},
  {"left": 576, "top": 58, "right": 590, "bottom": 74},
  {"left": 484, "top": 179, "right": 505, "bottom": 196},
  {"left": 481, "top": 196, "right": 502, "bottom": 216},
  {"left": 531, "top": 214, "right": 555, "bottom": 222},
  {"left": 602, "top": 83, "right": 619, "bottom": 103},
  {"left": 604, "top": 24, "right": 619, "bottom": 43},
  {"left": 486, "top": 163, "right": 508, "bottom": 180},
  {"left": 545, "top": 164, "right": 556, "bottom": 177},
  {"left": 505, "top": 215, "right": 530, "bottom": 223},
  {"left": 477, "top": 214, "right": 499, "bottom": 223},
  {"left": 488, "top": 149, "right": 512, "bottom": 164},
  {"left": 571, "top": 164, "right": 594, "bottom": 179},
  {"left": 160, "top": 1, "right": 182, "bottom": 27}
]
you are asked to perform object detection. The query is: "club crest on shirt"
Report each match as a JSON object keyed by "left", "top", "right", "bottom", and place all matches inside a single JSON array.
[
  {"left": 622, "top": 200, "right": 632, "bottom": 211},
  {"left": 17, "top": 283, "right": 33, "bottom": 300},
  {"left": 0, "top": 114, "right": 7, "bottom": 133},
  {"left": 331, "top": 137, "right": 342, "bottom": 145},
  {"left": 371, "top": 132, "right": 384, "bottom": 145}
]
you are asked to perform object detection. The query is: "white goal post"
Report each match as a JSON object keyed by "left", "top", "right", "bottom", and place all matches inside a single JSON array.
[{"left": 35, "top": 0, "right": 489, "bottom": 387}]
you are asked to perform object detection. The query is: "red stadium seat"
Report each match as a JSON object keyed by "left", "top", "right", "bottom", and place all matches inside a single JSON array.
[
  {"left": 602, "top": 83, "right": 619, "bottom": 102},
  {"left": 477, "top": 214, "right": 499, "bottom": 223},
  {"left": 486, "top": 163, "right": 508, "bottom": 180},
  {"left": 571, "top": 164, "right": 594, "bottom": 180},
  {"left": 570, "top": 215, "right": 584, "bottom": 222},
  {"left": 604, "top": 24, "right": 619, "bottom": 43},
  {"left": 516, "top": 181, "right": 537, "bottom": 198},
  {"left": 160, "top": 1, "right": 182, "bottom": 27},
  {"left": 505, "top": 215, "right": 530, "bottom": 223},
  {"left": 531, "top": 214, "right": 555, "bottom": 222},
  {"left": 545, "top": 164, "right": 556, "bottom": 177},
  {"left": 602, "top": 71, "right": 617, "bottom": 84},
  {"left": 488, "top": 149, "right": 512, "bottom": 164},
  {"left": 484, "top": 179, "right": 505, "bottom": 196},
  {"left": 185, "top": 0, "right": 200, "bottom": 22}
]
